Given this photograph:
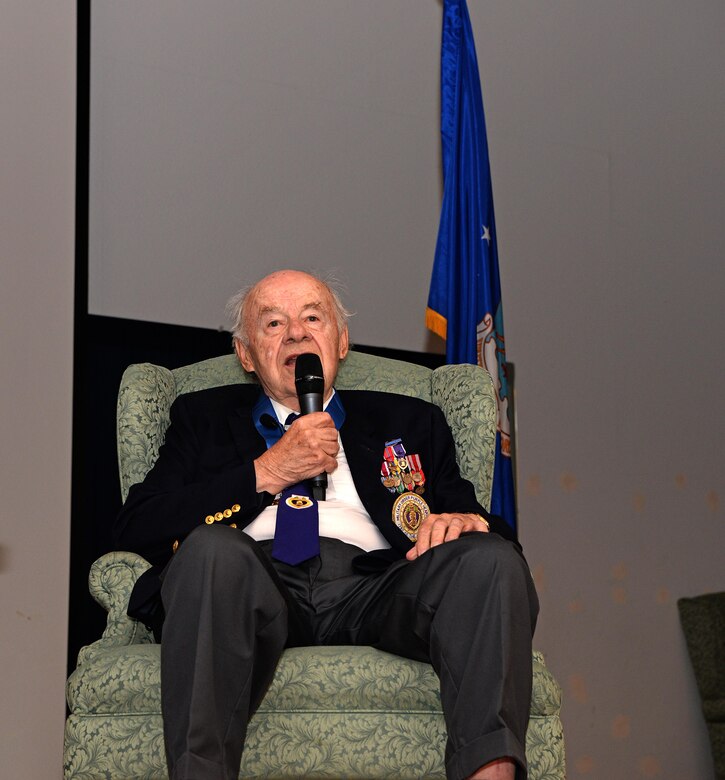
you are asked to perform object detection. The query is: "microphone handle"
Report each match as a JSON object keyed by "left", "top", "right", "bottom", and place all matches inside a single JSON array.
[
  {"left": 298, "top": 392, "right": 323, "bottom": 416},
  {"left": 298, "top": 391, "right": 327, "bottom": 500},
  {"left": 310, "top": 472, "right": 327, "bottom": 502}
]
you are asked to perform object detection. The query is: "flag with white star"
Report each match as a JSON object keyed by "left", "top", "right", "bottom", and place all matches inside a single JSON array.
[{"left": 426, "top": 0, "right": 516, "bottom": 531}]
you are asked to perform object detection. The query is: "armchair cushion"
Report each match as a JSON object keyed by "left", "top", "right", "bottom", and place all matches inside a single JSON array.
[{"left": 67, "top": 552, "right": 564, "bottom": 779}]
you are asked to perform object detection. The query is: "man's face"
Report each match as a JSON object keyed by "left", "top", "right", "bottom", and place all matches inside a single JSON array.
[{"left": 235, "top": 270, "right": 349, "bottom": 409}]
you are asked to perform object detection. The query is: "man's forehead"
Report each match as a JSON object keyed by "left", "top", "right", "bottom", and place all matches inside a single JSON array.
[
  {"left": 256, "top": 299, "right": 326, "bottom": 316},
  {"left": 249, "top": 274, "right": 332, "bottom": 313}
]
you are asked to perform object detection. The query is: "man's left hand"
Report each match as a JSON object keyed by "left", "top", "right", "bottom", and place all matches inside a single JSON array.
[{"left": 405, "top": 512, "right": 490, "bottom": 561}]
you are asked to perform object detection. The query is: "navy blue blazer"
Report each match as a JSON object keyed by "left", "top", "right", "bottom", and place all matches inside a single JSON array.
[{"left": 114, "top": 384, "right": 518, "bottom": 626}]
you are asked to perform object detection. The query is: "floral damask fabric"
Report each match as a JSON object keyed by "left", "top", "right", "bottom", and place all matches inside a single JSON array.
[
  {"left": 431, "top": 363, "right": 497, "bottom": 510},
  {"left": 66, "top": 589, "right": 564, "bottom": 779},
  {"left": 66, "top": 711, "right": 564, "bottom": 780},
  {"left": 69, "top": 352, "right": 566, "bottom": 779}
]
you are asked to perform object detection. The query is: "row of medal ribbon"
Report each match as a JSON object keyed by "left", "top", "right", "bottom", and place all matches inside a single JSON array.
[{"left": 380, "top": 438, "right": 426, "bottom": 495}]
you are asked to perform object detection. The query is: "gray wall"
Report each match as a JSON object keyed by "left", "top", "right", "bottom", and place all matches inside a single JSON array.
[
  {"left": 0, "top": 1, "right": 76, "bottom": 777},
  {"left": 89, "top": 2, "right": 724, "bottom": 778}
]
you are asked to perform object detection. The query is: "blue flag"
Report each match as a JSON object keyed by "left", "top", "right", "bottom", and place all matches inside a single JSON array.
[{"left": 426, "top": 0, "right": 516, "bottom": 531}]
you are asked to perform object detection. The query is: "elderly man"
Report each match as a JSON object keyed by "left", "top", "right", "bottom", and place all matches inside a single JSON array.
[{"left": 115, "top": 269, "right": 538, "bottom": 780}]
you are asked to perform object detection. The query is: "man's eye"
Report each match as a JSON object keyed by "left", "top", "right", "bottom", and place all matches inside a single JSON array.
[
  {"left": 267, "top": 320, "right": 280, "bottom": 328},
  {"left": 306, "top": 315, "right": 319, "bottom": 322}
]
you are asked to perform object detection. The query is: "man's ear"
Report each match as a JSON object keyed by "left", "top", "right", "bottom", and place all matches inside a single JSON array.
[
  {"left": 339, "top": 326, "right": 350, "bottom": 360},
  {"left": 234, "top": 339, "right": 256, "bottom": 373}
]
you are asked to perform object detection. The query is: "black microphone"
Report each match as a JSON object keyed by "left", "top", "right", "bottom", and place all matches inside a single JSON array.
[{"left": 295, "top": 352, "right": 327, "bottom": 501}]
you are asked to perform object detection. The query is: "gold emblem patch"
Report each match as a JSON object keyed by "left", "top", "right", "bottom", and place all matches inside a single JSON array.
[
  {"left": 392, "top": 491, "right": 430, "bottom": 541},
  {"left": 285, "top": 495, "right": 314, "bottom": 510}
]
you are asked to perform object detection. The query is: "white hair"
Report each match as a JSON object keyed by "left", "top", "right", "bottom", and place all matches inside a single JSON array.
[{"left": 225, "top": 269, "right": 353, "bottom": 347}]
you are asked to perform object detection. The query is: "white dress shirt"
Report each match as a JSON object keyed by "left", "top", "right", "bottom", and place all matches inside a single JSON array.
[{"left": 242, "top": 392, "right": 391, "bottom": 552}]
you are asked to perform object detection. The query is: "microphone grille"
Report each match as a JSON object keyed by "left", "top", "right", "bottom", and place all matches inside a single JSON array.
[{"left": 295, "top": 353, "right": 324, "bottom": 393}]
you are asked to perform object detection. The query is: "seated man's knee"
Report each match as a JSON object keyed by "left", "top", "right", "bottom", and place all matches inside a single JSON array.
[
  {"left": 449, "top": 533, "right": 529, "bottom": 584},
  {"left": 175, "top": 523, "right": 257, "bottom": 568},
  {"left": 454, "top": 534, "right": 538, "bottom": 624},
  {"left": 453, "top": 530, "right": 514, "bottom": 559}
]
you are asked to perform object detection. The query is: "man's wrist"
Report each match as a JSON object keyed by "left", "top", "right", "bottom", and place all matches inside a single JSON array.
[{"left": 254, "top": 456, "right": 283, "bottom": 496}]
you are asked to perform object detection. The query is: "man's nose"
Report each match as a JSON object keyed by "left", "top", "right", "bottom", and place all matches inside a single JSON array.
[{"left": 285, "top": 320, "right": 310, "bottom": 342}]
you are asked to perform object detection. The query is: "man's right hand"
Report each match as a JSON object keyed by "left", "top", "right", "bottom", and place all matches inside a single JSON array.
[{"left": 254, "top": 412, "right": 339, "bottom": 496}]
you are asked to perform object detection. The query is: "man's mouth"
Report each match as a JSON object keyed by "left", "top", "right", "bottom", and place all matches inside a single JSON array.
[{"left": 284, "top": 352, "right": 318, "bottom": 368}]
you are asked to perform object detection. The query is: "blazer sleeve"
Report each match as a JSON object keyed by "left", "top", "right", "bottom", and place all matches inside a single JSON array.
[
  {"left": 113, "top": 392, "right": 272, "bottom": 565},
  {"left": 427, "top": 403, "right": 519, "bottom": 546}
]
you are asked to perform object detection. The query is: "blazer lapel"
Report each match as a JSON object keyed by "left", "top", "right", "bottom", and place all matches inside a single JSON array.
[
  {"left": 228, "top": 388, "right": 268, "bottom": 462},
  {"left": 339, "top": 392, "right": 406, "bottom": 551},
  {"left": 340, "top": 422, "right": 380, "bottom": 508}
]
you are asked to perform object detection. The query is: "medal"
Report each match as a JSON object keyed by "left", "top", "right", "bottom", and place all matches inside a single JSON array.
[
  {"left": 392, "top": 491, "right": 430, "bottom": 541},
  {"left": 407, "top": 453, "right": 426, "bottom": 491},
  {"left": 285, "top": 494, "right": 314, "bottom": 510},
  {"left": 380, "top": 438, "right": 426, "bottom": 495}
]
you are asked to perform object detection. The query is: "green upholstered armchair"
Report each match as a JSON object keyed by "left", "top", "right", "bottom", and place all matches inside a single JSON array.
[
  {"left": 678, "top": 592, "right": 725, "bottom": 779},
  {"left": 64, "top": 351, "right": 565, "bottom": 779}
]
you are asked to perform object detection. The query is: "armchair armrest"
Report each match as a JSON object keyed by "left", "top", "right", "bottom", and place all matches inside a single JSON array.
[{"left": 76, "top": 551, "right": 155, "bottom": 665}]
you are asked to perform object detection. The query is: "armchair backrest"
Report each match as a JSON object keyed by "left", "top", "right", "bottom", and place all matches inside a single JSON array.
[{"left": 117, "top": 351, "right": 497, "bottom": 509}]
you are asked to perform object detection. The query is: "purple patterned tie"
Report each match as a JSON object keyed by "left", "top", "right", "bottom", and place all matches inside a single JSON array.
[
  {"left": 271, "top": 414, "right": 320, "bottom": 565},
  {"left": 272, "top": 481, "right": 320, "bottom": 566}
]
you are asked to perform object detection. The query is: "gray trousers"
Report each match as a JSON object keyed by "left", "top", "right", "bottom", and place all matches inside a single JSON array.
[{"left": 160, "top": 525, "right": 538, "bottom": 780}]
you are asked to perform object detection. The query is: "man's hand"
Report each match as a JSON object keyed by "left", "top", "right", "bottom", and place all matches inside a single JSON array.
[
  {"left": 254, "top": 413, "right": 339, "bottom": 495},
  {"left": 406, "top": 512, "right": 490, "bottom": 561}
]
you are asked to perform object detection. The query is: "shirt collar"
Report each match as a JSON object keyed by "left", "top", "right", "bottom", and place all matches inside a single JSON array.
[
  {"left": 269, "top": 388, "right": 341, "bottom": 428},
  {"left": 252, "top": 388, "right": 346, "bottom": 449}
]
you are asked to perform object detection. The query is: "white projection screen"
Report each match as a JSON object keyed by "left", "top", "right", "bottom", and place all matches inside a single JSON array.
[{"left": 88, "top": 1, "right": 446, "bottom": 351}]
